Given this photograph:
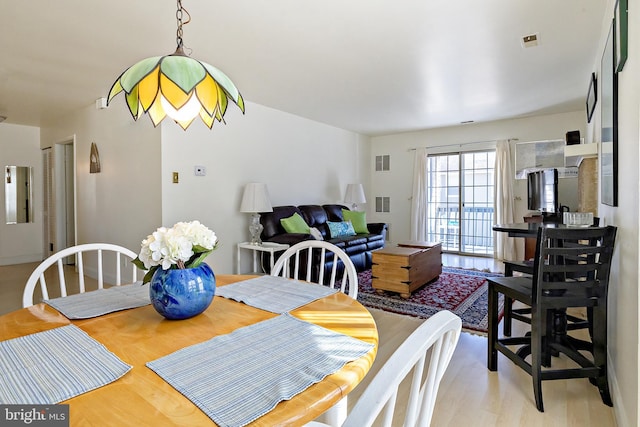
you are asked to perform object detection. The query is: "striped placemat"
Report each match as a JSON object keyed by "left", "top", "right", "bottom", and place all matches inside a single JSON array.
[
  {"left": 0, "top": 324, "right": 131, "bottom": 404},
  {"left": 146, "top": 313, "right": 374, "bottom": 427},
  {"left": 216, "top": 275, "right": 337, "bottom": 313},
  {"left": 45, "top": 282, "right": 150, "bottom": 319}
]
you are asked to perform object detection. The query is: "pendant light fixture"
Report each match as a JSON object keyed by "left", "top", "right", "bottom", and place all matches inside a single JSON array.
[{"left": 107, "top": 0, "right": 244, "bottom": 130}]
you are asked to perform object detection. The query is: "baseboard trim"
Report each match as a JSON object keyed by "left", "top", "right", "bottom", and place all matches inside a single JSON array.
[
  {"left": 608, "top": 353, "right": 628, "bottom": 427},
  {"left": 0, "top": 254, "right": 43, "bottom": 266}
]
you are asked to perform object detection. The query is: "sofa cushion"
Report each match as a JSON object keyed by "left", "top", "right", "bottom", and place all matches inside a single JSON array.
[
  {"left": 322, "top": 204, "right": 347, "bottom": 222},
  {"left": 342, "top": 209, "right": 369, "bottom": 234},
  {"left": 365, "top": 233, "right": 384, "bottom": 243},
  {"left": 280, "top": 213, "right": 310, "bottom": 234},
  {"left": 329, "top": 235, "right": 368, "bottom": 246},
  {"left": 343, "top": 243, "right": 367, "bottom": 256},
  {"left": 327, "top": 221, "right": 356, "bottom": 238},
  {"left": 367, "top": 239, "right": 385, "bottom": 251},
  {"left": 298, "top": 205, "right": 328, "bottom": 228}
]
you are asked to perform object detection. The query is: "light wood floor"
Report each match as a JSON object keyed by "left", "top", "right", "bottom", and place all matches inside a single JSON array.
[{"left": 0, "top": 256, "right": 617, "bottom": 426}]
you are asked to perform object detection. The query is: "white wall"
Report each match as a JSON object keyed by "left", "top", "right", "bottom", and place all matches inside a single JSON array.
[
  {"left": 589, "top": 1, "right": 639, "bottom": 426},
  {"left": 160, "top": 101, "right": 370, "bottom": 274},
  {"left": 0, "top": 123, "right": 43, "bottom": 265},
  {"left": 369, "top": 111, "right": 586, "bottom": 246},
  {"left": 39, "top": 102, "right": 162, "bottom": 256}
]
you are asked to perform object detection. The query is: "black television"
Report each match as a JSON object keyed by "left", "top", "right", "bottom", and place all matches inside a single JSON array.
[{"left": 527, "top": 169, "right": 559, "bottom": 214}]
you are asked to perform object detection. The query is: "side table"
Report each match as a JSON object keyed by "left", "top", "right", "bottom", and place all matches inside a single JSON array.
[{"left": 236, "top": 242, "right": 290, "bottom": 274}]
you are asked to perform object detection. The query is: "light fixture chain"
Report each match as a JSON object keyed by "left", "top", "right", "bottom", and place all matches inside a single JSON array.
[
  {"left": 175, "top": 0, "right": 191, "bottom": 50},
  {"left": 176, "top": 0, "right": 184, "bottom": 48}
]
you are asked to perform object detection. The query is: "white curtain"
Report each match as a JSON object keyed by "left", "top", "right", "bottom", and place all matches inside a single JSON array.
[
  {"left": 410, "top": 148, "right": 428, "bottom": 241},
  {"left": 493, "top": 140, "right": 519, "bottom": 260}
]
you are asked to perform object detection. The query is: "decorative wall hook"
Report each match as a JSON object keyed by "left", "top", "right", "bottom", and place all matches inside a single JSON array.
[{"left": 90, "top": 143, "right": 101, "bottom": 173}]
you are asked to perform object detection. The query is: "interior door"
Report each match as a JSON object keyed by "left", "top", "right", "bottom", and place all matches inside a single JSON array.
[{"left": 47, "top": 139, "right": 76, "bottom": 263}]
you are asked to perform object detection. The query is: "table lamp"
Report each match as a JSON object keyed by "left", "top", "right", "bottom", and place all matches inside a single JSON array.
[
  {"left": 240, "top": 183, "right": 273, "bottom": 245},
  {"left": 344, "top": 183, "right": 366, "bottom": 210}
]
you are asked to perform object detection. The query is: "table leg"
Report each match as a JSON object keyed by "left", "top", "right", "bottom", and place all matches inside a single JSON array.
[
  {"left": 252, "top": 250, "right": 258, "bottom": 274},
  {"left": 236, "top": 246, "right": 241, "bottom": 274},
  {"left": 488, "top": 285, "right": 498, "bottom": 371},
  {"left": 315, "top": 396, "right": 347, "bottom": 426}
]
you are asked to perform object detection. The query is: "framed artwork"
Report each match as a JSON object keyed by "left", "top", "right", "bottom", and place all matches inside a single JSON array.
[
  {"left": 615, "top": 0, "right": 628, "bottom": 72},
  {"left": 601, "top": 22, "right": 618, "bottom": 206},
  {"left": 586, "top": 72, "right": 597, "bottom": 123}
]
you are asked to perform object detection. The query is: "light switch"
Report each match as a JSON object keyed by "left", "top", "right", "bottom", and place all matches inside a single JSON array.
[{"left": 172, "top": 172, "right": 179, "bottom": 183}]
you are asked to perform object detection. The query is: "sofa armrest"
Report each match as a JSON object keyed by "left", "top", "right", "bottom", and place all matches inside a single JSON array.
[{"left": 367, "top": 223, "right": 388, "bottom": 235}]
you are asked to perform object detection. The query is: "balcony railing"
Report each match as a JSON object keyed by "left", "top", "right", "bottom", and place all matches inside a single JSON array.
[{"left": 427, "top": 206, "right": 494, "bottom": 254}]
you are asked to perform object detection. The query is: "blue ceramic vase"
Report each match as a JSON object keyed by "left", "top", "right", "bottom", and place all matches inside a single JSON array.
[{"left": 149, "top": 263, "right": 216, "bottom": 320}]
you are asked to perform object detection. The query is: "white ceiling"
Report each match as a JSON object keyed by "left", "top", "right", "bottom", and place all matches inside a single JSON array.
[{"left": 0, "top": 1, "right": 606, "bottom": 136}]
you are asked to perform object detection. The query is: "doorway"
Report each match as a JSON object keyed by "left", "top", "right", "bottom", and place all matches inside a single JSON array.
[{"left": 43, "top": 138, "right": 76, "bottom": 260}]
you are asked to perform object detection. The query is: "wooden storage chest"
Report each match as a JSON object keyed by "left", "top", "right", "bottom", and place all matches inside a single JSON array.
[{"left": 371, "top": 242, "right": 442, "bottom": 298}]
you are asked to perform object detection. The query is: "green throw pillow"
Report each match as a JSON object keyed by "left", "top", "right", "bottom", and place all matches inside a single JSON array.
[
  {"left": 342, "top": 209, "right": 369, "bottom": 234},
  {"left": 280, "top": 213, "right": 310, "bottom": 234}
]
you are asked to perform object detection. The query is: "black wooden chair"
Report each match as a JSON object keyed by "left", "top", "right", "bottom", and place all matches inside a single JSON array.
[
  {"left": 487, "top": 225, "right": 617, "bottom": 412},
  {"left": 501, "top": 217, "right": 600, "bottom": 337}
]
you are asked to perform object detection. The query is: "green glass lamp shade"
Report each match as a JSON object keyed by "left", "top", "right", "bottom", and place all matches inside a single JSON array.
[{"left": 108, "top": 49, "right": 245, "bottom": 130}]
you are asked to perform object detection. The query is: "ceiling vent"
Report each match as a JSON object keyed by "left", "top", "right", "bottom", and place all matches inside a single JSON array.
[{"left": 521, "top": 33, "right": 539, "bottom": 48}]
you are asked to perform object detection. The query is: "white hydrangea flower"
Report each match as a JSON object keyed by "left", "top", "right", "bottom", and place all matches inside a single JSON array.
[
  {"left": 174, "top": 220, "right": 218, "bottom": 250},
  {"left": 136, "top": 221, "right": 217, "bottom": 275}
]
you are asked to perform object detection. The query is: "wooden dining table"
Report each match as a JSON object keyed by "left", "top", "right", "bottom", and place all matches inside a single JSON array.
[{"left": 0, "top": 275, "right": 379, "bottom": 426}]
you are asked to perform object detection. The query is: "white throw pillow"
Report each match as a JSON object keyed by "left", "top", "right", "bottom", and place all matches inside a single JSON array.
[{"left": 309, "top": 227, "right": 324, "bottom": 240}]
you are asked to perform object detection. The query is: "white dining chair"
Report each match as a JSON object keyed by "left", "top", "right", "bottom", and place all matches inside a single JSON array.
[
  {"left": 22, "top": 243, "right": 141, "bottom": 308},
  {"left": 271, "top": 240, "right": 359, "bottom": 298},
  {"left": 308, "top": 310, "right": 462, "bottom": 427}
]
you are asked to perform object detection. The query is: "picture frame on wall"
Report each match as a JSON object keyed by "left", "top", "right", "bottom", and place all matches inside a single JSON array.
[
  {"left": 615, "top": 0, "right": 628, "bottom": 72},
  {"left": 586, "top": 72, "right": 597, "bottom": 123},
  {"left": 601, "top": 22, "right": 618, "bottom": 207}
]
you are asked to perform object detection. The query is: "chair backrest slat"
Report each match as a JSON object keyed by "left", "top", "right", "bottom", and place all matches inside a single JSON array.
[
  {"left": 77, "top": 252, "right": 85, "bottom": 293},
  {"left": 96, "top": 249, "right": 103, "bottom": 289},
  {"left": 39, "top": 274, "right": 49, "bottom": 300},
  {"left": 56, "top": 259, "right": 67, "bottom": 297}
]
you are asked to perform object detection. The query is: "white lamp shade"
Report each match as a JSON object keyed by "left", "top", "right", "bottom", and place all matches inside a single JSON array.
[
  {"left": 240, "top": 183, "right": 273, "bottom": 213},
  {"left": 344, "top": 183, "right": 366, "bottom": 205}
]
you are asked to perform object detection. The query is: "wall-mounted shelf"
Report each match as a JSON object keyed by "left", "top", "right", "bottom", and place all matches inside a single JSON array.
[{"left": 564, "top": 143, "right": 599, "bottom": 167}]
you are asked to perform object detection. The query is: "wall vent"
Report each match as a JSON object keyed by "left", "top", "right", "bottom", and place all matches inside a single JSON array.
[
  {"left": 375, "top": 155, "right": 390, "bottom": 171},
  {"left": 376, "top": 196, "right": 390, "bottom": 213}
]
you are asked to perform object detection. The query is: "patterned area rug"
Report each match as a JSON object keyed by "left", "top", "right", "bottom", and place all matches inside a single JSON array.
[{"left": 356, "top": 267, "right": 504, "bottom": 335}]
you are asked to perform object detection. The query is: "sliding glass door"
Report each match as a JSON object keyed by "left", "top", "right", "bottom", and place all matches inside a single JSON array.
[{"left": 425, "top": 150, "right": 495, "bottom": 255}]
